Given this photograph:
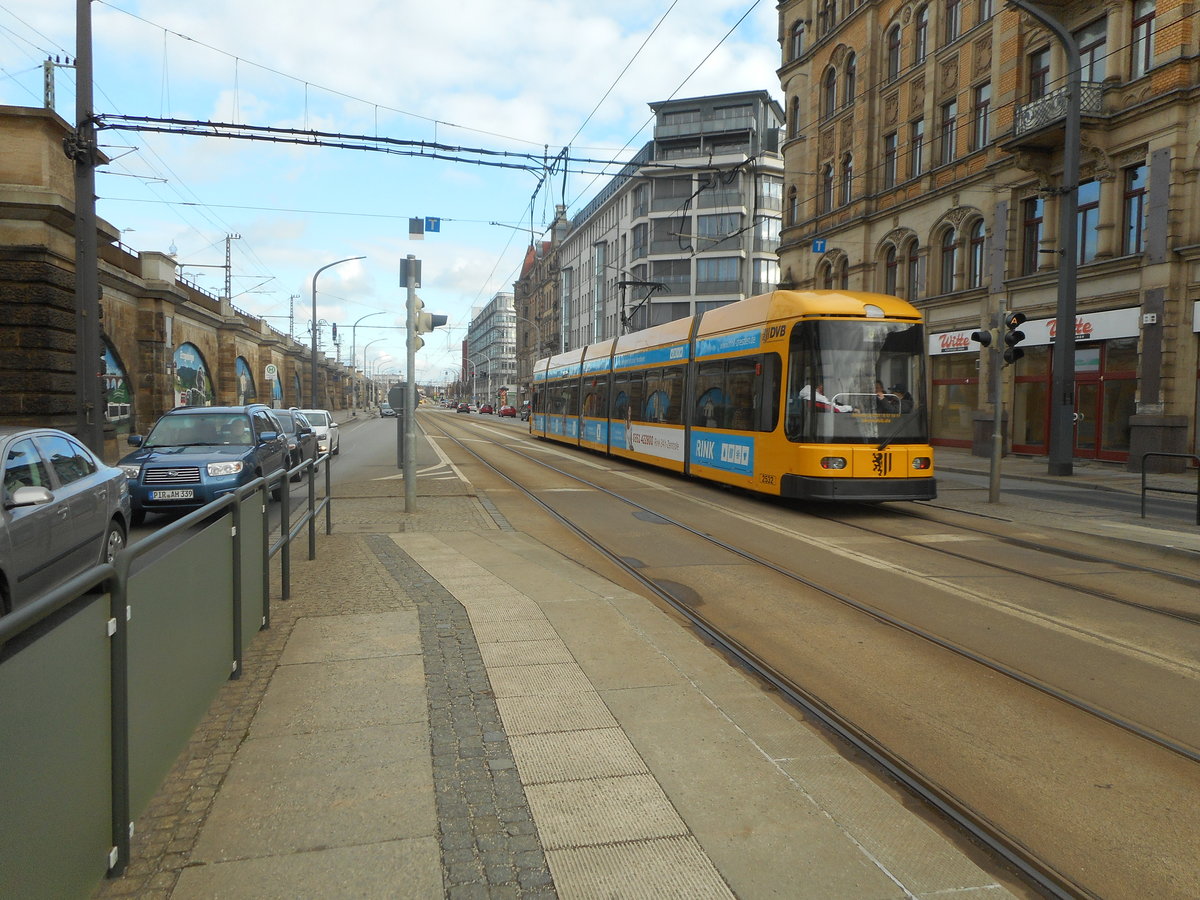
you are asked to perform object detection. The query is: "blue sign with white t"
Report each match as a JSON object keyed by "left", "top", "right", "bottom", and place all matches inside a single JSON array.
[
  {"left": 812, "top": 239, "right": 826, "bottom": 253},
  {"left": 425, "top": 217, "right": 441, "bottom": 232}
]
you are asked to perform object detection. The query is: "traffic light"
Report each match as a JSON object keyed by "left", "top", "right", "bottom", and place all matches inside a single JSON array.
[
  {"left": 1003, "top": 311, "right": 1027, "bottom": 364},
  {"left": 971, "top": 326, "right": 994, "bottom": 348},
  {"left": 331, "top": 322, "right": 337, "bottom": 342},
  {"left": 413, "top": 294, "right": 449, "bottom": 334}
]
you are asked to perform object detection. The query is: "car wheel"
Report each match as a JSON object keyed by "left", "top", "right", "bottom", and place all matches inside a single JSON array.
[
  {"left": 131, "top": 508, "right": 146, "bottom": 527},
  {"left": 101, "top": 519, "right": 126, "bottom": 564}
]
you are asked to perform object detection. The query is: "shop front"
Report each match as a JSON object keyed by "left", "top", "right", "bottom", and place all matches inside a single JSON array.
[{"left": 930, "top": 307, "right": 1141, "bottom": 463}]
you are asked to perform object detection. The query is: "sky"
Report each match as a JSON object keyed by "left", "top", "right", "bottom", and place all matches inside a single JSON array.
[{"left": 1, "top": 0, "right": 782, "bottom": 387}]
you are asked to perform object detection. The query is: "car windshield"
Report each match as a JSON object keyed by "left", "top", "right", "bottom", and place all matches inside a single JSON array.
[
  {"left": 145, "top": 413, "right": 244, "bottom": 447},
  {"left": 302, "top": 411, "right": 329, "bottom": 426}
]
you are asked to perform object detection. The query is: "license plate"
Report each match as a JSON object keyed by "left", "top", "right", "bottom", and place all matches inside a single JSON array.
[{"left": 150, "top": 489, "right": 194, "bottom": 500}]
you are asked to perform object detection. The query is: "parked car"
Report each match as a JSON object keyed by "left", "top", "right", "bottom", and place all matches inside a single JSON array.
[
  {"left": 118, "top": 405, "right": 290, "bottom": 525},
  {"left": 498, "top": 405, "right": 517, "bottom": 418},
  {"left": 478, "top": 404, "right": 494, "bottom": 415},
  {"left": 456, "top": 403, "right": 471, "bottom": 414},
  {"left": 274, "top": 409, "right": 320, "bottom": 480},
  {"left": 296, "top": 408, "right": 339, "bottom": 456},
  {"left": 1, "top": 426, "right": 132, "bottom": 615}
]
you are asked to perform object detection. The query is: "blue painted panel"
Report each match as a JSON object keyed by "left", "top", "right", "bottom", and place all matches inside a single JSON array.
[
  {"left": 690, "top": 432, "right": 756, "bottom": 476},
  {"left": 695, "top": 329, "right": 762, "bottom": 358}
]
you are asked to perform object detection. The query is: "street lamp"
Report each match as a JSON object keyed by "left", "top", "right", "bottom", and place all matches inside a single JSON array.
[
  {"left": 360, "top": 338, "right": 385, "bottom": 408},
  {"left": 311, "top": 255, "right": 365, "bottom": 407},
  {"left": 350, "top": 311, "right": 387, "bottom": 411}
]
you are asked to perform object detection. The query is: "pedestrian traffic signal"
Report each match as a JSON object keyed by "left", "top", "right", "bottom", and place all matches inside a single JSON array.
[{"left": 1003, "top": 311, "right": 1027, "bottom": 364}]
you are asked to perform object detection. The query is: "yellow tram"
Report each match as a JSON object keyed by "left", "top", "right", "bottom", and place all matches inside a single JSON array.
[{"left": 531, "top": 290, "right": 936, "bottom": 502}]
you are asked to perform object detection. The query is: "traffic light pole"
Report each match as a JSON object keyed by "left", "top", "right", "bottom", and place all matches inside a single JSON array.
[
  {"left": 988, "top": 311, "right": 1004, "bottom": 504},
  {"left": 1010, "top": 0, "right": 1081, "bottom": 477},
  {"left": 403, "top": 255, "right": 418, "bottom": 513}
]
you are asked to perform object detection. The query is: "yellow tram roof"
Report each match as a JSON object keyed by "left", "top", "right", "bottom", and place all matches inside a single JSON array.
[{"left": 696, "top": 290, "right": 921, "bottom": 338}]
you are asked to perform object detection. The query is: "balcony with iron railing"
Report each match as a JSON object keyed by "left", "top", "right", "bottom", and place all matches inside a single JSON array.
[{"left": 1007, "top": 82, "right": 1105, "bottom": 150}]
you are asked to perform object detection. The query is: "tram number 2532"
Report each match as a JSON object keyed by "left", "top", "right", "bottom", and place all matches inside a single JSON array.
[{"left": 759, "top": 472, "right": 777, "bottom": 486}]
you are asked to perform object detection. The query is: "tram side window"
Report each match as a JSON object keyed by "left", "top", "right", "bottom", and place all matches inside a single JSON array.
[
  {"left": 613, "top": 374, "right": 630, "bottom": 421},
  {"left": 627, "top": 373, "right": 645, "bottom": 423},
  {"left": 694, "top": 361, "right": 728, "bottom": 428},
  {"left": 582, "top": 377, "right": 609, "bottom": 418},
  {"left": 757, "top": 353, "right": 781, "bottom": 432},
  {"left": 564, "top": 380, "right": 580, "bottom": 416},
  {"left": 727, "top": 360, "right": 757, "bottom": 431}
]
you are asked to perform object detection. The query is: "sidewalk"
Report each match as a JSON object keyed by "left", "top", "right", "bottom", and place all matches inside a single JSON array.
[{"left": 94, "top": 416, "right": 1196, "bottom": 899}]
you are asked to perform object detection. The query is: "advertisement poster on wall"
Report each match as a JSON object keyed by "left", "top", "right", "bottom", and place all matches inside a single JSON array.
[
  {"left": 173, "top": 343, "right": 213, "bottom": 407},
  {"left": 102, "top": 343, "right": 132, "bottom": 436},
  {"left": 235, "top": 357, "right": 257, "bottom": 405}
]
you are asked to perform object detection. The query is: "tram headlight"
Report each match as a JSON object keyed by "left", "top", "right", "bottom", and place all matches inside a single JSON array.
[
  {"left": 820, "top": 457, "right": 848, "bottom": 469},
  {"left": 912, "top": 457, "right": 932, "bottom": 470}
]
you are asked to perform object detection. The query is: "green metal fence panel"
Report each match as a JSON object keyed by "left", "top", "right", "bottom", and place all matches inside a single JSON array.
[
  {"left": 0, "top": 596, "right": 112, "bottom": 899},
  {"left": 126, "top": 517, "right": 234, "bottom": 818},
  {"left": 239, "top": 492, "right": 265, "bottom": 641}
]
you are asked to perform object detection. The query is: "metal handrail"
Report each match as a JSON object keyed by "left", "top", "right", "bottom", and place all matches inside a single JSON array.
[
  {"left": 1140, "top": 453, "right": 1200, "bottom": 525},
  {"left": 1, "top": 456, "right": 336, "bottom": 883}
]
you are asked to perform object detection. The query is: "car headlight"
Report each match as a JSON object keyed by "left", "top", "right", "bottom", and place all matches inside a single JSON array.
[
  {"left": 119, "top": 464, "right": 141, "bottom": 478},
  {"left": 207, "top": 461, "right": 245, "bottom": 477}
]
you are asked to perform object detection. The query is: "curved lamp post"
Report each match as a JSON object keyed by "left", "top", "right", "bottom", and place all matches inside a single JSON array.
[
  {"left": 350, "top": 310, "right": 387, "bottom": 410},
  {"left": 360, "top": 338, "right": 385, "bottom": 407},
  {"left": 311, "top": 255, "right": 365, "bottom": 407}
]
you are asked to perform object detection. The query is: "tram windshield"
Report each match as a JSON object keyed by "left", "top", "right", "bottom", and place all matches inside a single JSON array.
[{"left": 785, "top": 320, "right": 928, "bottom": 445}]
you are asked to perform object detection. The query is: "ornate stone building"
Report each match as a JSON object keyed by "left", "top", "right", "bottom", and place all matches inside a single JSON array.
[
  {"left": 1, "top": 105, "right": 356, "bottom": 461},
  {"left": 777, "top": 0, "right": 1199, "bottom": 467}
]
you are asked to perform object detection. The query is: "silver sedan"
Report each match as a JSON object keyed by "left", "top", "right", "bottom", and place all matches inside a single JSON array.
[{"left": 0, "top": 426, "right": 131, "bottom": 615}]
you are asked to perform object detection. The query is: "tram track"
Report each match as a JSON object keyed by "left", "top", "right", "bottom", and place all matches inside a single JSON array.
[{"left": 424, "top": 411, "right": 1200, "bottom": 899}]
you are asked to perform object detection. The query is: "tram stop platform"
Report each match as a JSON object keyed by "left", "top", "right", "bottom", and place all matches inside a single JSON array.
[{"left": 94, "top": 414, "right": 1198, "bottom": 900}]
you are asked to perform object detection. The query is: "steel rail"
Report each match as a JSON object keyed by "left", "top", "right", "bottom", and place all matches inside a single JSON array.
[{"left": 424, "top": 414, "right": 1102, "bottom": 899}]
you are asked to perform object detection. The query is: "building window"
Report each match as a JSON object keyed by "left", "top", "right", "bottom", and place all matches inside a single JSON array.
[
  {"left": 968, "top": 220, "right": 986, "bottom": 288},
  {"left": 758, "top": 175, "right": 783, "bottom": 210},
  {"left": 1122, "top": 163, "right": 1147, "bottom": 255},
  {"left": 821, "top": 68, "right": 838, "bottom": 118},
  {"left": 1077, "top": 178, "right": 1100, "bottom": 264},
  {"left": 820, "top": 163, "right": 835, "bottom": 213},
  {"left": 1132, "top": 1, "right": 1155, "bottom": 78},
  {"left": 817, "top": 0, "right": 836, "bottom": 36},
  {"left": 1075, "top": 18, "right": 1107, "bottom": 82},
  {"left": 789, "top": 96, "right": 801, "bottom": 138},
  {"left": 905, "top": 241, "right": 923, "bottom": 302},
  {"left": 939, "top": 228, "right": 957, "bottom": 293},
  {"left": 883, "top": 132, "right": 898, "bottom": 188},
  {"left": 971, "top": 82, "right": 990, "bottom": 150},
  {"left": 944, "top": 0, "right": 961, "bottom": 43},
  {"left": 819, "top": 261, "right": 834, "bottom": 289},
  {"left": 844, "top": 53, "right": 857, "bottom": 107},
  {"left": 1028, "top": 47, "right": 1050, "bottom": 100},
  {"left": 910, "top": 118, "right": 926, "bottom": 177},
  {"left": 915, "top": 6, "right": 929, "bottom": 63},
  {"left": 978, "top": 0, "right": 993, "bottom": 22},
  {"left": 790, "top": 21, "right": 805, "bottom": 60},
  {"left": 1022, "top": 196, "right": 1044, "bottom": 275},
  {"left": 886, "top": 25, "right": 902, "bottom": 82},
  {"left": 884, "top": 246, "right": 899, "bottom": 295},
  {"left": 786, "top": 185, "right": 799, "bottom": 225},
  {"left": 836, "top": 257, "right": 849, "bottom": 290},
  {"left": 939, "top": 100, "right": 957, "bottom": 166},
  {"left": 839, "top": 153, "right": 854, "bottom": 206},
  {"left": 696, "top": 257, "right": 740, "bottom": 292},
  {"left": 753, "top": 258, "right": 779, "bottom": 293}
]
